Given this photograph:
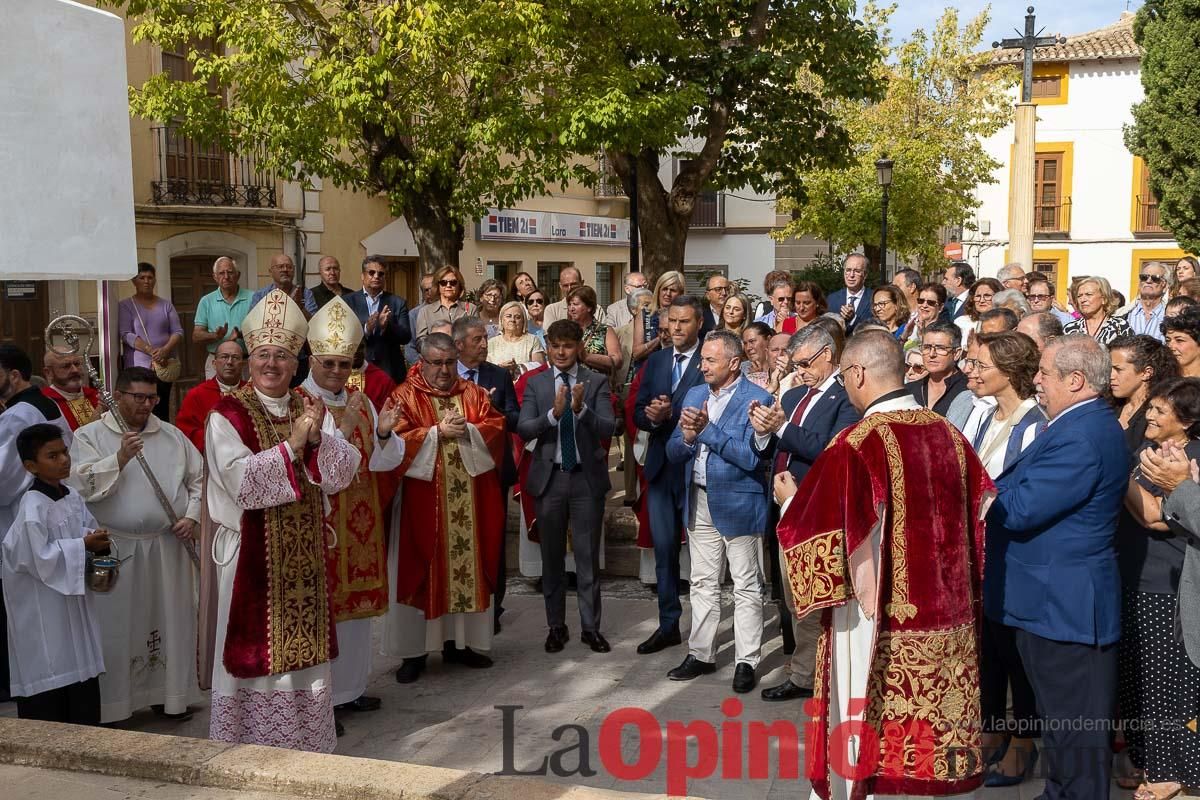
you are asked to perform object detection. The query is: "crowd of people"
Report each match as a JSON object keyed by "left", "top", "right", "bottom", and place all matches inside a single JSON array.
[{"left": 3, "top": 251, "right": 1200, "bottom": 800}]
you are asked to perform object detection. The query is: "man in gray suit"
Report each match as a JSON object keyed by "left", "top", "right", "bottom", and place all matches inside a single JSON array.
[{"left": 517, "top": 319, "right": 617, "bottom": 654}]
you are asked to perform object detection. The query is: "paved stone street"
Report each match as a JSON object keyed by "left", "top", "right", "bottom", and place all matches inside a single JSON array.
[{"left": 1, "top": 578, "right": 1144, "bottom": 798}]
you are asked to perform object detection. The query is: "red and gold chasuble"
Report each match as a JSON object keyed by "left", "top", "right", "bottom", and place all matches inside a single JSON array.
[
  {"left": 300, "top": 386, "right": 390, "bottom": 622},
  {"left": 778, "top": 409, "right": 994, "bottom": 800},
  {"left": 390, "top": 365, "right": 505, "bottom": 619},
  {"left": 43, "top": 385, "right": 100, "bottom": 430},
  {"left": 212, "top": 387, "right": 337, "bottom": 678}
]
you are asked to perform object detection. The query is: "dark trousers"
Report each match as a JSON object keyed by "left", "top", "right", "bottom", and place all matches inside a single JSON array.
[
  {"left": 981, "top": 617, "right": 1039, "bottom": 736},
  {"left": 646, "top": 476, "right": 685, "bottom": 633},
  {"left": 1016, "top": 629, "right": 1117, "bottom": 800},
  {"left": 0, "top": 579, "right": 8, "bottom": 702},
  {"left": 153, "top": 378, "right": 172, "bottom": 422},
  {"left": 764, "top": 502, "right": 793, "bottom": 653},
  {"left": 16, "top": 676, "right": 101, "bottom": 725},
  {"left": 493, "top": 484, "right": 512, "bottom": 623},
  {"left": 536, "top": 469, "right": 604, "bottom": 632}
]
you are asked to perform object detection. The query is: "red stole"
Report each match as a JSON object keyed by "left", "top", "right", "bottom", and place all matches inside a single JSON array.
[
  {"left": 43, "top": 385, "right": 100, "bottom": 430},
  {"left": 177, "top": 378, "right": 246, "bottom": 453},
  {"left": 213, "top": 388, "right": 337, "bottom": 678},
  {"left": 389, "top": 365, "right": 505, "bottom": 619},
  {"left": 348, "top": 363, "right": 396, "bottom": 412},
  {"left": 778, "top": 409, "right": 993, "bottom": 799}
]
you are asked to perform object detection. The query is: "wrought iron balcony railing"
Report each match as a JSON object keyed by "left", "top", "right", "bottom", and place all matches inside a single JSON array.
[
  {"left": 595, "top": 153, "right": 626, "bottom": 198},
  {"left": 690, "top": 191, "right": 723, "bottom": 228},
  {"left": 151, "top": 126, "right": 276, "bottom": 208},
  {"left": 1034, "top": 196, "right": 1071, "bottom": 235}
]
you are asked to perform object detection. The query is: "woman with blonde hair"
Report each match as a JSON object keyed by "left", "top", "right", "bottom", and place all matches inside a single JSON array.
[
  {"left": 488, "top": 300, "right": 544, "bottom": 378},
  {"left": 415, "top": 265, "right": 475, "bottom": 337},
  {"left": 1063, "top": 276, "right": 1133, "bottom": 346},
  {"left": 631, "top": 270, "right": 686, "bottom": 365},
  {"left": 720, "top": 294, "right": 753, "bottom": 336}
]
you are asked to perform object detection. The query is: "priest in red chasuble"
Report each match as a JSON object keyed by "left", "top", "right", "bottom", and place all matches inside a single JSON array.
[
  {"left": 41, "top": 350, "right": 101, "bottom": 430},
  {"left": 348, "top": 350, "right": 397, "bottom": 411},
  {"left": 383, "top": 332, "right": 505, "bottom": 683},
  {"left": 299, "top": 297, "right": 404, "bottom": 717},
  {"left": 775, "top": 330, "right": 993, "bottom": 800},
  {"left": 204, "top": 289, "right": 360, "bottom": 753}
]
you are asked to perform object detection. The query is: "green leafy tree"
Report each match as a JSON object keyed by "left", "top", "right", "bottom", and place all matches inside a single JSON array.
[
  {"left": 562, "top": 0, "right": 883, "bottom": 281},
  {"left": 108, "top": 0, "right": 668, "bottom": 268},
  {"left": 776, "top": 5, "right": 1017, "bottom": 272},
  {"left": 1126, "top": 0, "right": 1200, "bottom": 253}
]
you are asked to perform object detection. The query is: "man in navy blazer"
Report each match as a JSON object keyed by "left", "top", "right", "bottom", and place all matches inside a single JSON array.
[
  {"left": 453, "top": 318, "right": 518, "bottom": 631},
  {"left": 988, "top": 334, "right": 1129, "bottom": 800},
  {"left": 663, "top": 330, "right": 773, "bottom": 692},
  {"left": 634, "top": 295, "right": 706, "bottom": 655},
  {"left": 939, "top": 261, "right": 975, "bottom": 322},
  {"left": 345, "top": 256, "right": 412, "bottom": 384},
  {"left": 749, "top": 323, "right": 860, "bottom": 701},
  {"left": 825, "top": 254, "right": 873, "bottom": 335}
]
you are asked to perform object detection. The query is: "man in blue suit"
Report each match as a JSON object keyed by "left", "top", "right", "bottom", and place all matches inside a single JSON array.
[
  {"left": 825, "top": 254, "right": 873, "bottom": 335},
  {"left": 939, "top": 261, "right": 975, "bottom": 322},
  {"left": 664, "top": 330, "right": 773, "bottom": 692},
  {"left": 345, "top": 256, "right": 412, "bottom": 384},
  {"left": 749, "top": 323, "right": 860, "bottom": 701},
  {"left": 634, "top": 295, "right": 706, "bottom": 655},
  {"left": 988, "top": 334, "right": 1129, "bottom": 800}
]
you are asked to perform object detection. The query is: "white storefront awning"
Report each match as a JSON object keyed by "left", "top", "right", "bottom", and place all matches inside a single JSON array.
[
  {"left": 362, "top": 217, "right": 420, "bottom": 259},
  {"left": 0, "top": 0, "right": 137, "bottom": 281}
]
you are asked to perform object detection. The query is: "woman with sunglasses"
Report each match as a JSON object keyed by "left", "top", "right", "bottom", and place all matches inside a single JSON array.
[
  {"left": 906, "top": 283, "right": 947, "bottom": 352},
  {"left": 523, "top": 289, "right": 547, "bottom": 345},
  {"left": 964, "top": 332, "right": 1047, "bottom": 787},
  {"left": 415, "top": 265, "right": 475, "bottom": 338}
]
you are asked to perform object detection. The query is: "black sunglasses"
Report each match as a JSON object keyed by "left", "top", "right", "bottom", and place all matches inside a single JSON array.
[{"left": 1139, "top": 274, "right": 1165, "bottom": 284}]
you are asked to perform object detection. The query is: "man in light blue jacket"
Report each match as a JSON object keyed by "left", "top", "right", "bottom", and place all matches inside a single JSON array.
[{"left": 665, "top": 330, "right": 773, "bottom": 693}]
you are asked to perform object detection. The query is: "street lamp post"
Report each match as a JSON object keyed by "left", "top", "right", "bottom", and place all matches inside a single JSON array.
[{"left": 875, "top": 156, "right": 893, "bottom": 286}]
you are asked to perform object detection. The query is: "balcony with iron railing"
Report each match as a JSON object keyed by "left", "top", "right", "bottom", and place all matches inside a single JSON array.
[
  {"left": 1034, "top": 196, "right": 1071, "bottom": 238},
  {"left": 1135, "top": 194, "right": 1168, "bottom": 237},
  {"left": 595, "top": 154, "right": 626, "bottom": 198},
  {"left": 690, "top": 191, "right": 724, "bottom": 228},
  {"left": 151, "top": 126, "right": 277, "bottom": 208}
]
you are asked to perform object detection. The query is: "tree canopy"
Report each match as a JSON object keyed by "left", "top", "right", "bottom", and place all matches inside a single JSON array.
[
  {"left": 776, "top": 5, "right": 1016, "bottom": 272},
  {"left": 1126, "top": 0, "right": 1200, "bottom": 254}
]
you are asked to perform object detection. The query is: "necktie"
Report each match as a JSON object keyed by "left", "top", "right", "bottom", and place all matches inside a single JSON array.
[
  {"left": 849, "top": 295, "right": 858, "bottom": 311},
  {"left": 947, "top": 297, "right": 958, "bottom": 316},
  {"left": 465, "top": 369, "right": 477, "bottom": 383},
  {"left": 559, "top": 372, "right": 577, "bottom": 470},
  {"left": 773, "top": 388, "right": 821, "bottom": 476},
  {"left": 671, "top": 353, "right": 687, "bottom": 392}
]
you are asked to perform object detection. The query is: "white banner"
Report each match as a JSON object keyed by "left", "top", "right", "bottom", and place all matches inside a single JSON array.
[{"left": 479, "top": 208, "right": 630, "bottom": 246}]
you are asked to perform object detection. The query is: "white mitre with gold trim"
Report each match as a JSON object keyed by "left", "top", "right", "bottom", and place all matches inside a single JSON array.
[
  {"left": 307, "top": 295, "right": 363, "bottom": 358},
  {"left": 242, "top": 289, "right": 307, "bottom": 356}
]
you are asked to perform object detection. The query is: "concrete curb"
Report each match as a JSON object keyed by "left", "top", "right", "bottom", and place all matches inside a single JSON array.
[{"left": 0, "top": 718, "right": 671, "bottom": 800}]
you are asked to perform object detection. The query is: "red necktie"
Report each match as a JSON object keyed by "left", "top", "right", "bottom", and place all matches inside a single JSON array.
[{"left": 773, "top": 388, "right": 820, "bottom": 476}]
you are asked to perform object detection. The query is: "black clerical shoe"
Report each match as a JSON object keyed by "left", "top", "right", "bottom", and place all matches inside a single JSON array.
[
  {"left": 760, "top": 679, "right": 813, "bottom": 702},
  {"left": 678, "top": 580, "right": 690, "bottom": 595},
  {"left": 394, "top": 655, "right": 427, "bottom": 684},
  {"left": 637, "top": 628, "right": 682, "bottom": 655},
  {"left": 151, "top": 704, "right": 194, "bottom": 722},
  {"left": 336, "top": 720, "right": 345, "bottom": 737},
  {"left": 545, "top": 625, "right": 569, "bottom": 653},
  {"left": 581, "top": 631, "right": 611, "bottom": 653},
  {"left": 335, "top": 695, "right": 382, "bottom": 713},
  {"left": 668, "top": 655, "right": 717, "bottom": 681},
  {"left": 444, "top": 646, "right": 493, "bottom": 669},
  {"left": 732, "top": 663, "right": 757, "bottom": 694}
]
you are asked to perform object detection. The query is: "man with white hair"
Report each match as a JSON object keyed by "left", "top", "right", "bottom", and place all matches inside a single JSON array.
[
  {"left": 775, "top": 330, "right": 992, "bottom": 799},
  {"left": 987, "top": 334, "right": 1128, "bottom": 800},
  {"left": 193, "top": 256, "right": 253, "bottom": 379},
  {"left": 991, "top": 288, "right": 1031, "bottom": 319},
  {"left": 605, "top": 271, "right": 649, "bottom": 329},
  {"left": 1125, "top": 260, "right": 1168, "bottom": 341},
  {"left": 997, "top": 262, "right": 1025, "bottom": 292},
  {"left": 542, "top": 266, "right": 585, "bottom": 327},
  {"left": 42, "top": 350, "right": 101, "bottom": 430}
]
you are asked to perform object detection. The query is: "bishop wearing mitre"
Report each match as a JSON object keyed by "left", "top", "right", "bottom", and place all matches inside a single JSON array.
[
  {"left": 299, "top": 297, "right": 405, "bottom": 717},
  {"left": 204, "top": 288, "right": 360, "bottom": 752}
]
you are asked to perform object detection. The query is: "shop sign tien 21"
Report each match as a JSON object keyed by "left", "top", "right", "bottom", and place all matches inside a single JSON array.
[{"left": 481, "top": 208, "right": 630, "bottom": 246}]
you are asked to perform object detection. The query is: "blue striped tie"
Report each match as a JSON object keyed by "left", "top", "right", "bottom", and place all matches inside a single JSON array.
[{"left": 560, "top": 372, "right": 577, "bottom": 470}]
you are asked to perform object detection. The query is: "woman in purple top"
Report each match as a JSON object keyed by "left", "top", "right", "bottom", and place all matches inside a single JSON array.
[{"left": 117, "top": 262, "right": 184, "bottom": 421}]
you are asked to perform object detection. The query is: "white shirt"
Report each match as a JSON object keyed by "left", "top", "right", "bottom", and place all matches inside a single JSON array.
[
  {"left": 690, "top": 377, "right": 743, "bottom": 488},
  {"left": 545, "top": 364, "right": 590, "bottom": 465},
  {"left": 845, "top": 290, "right": 865, "bottom": 309}
]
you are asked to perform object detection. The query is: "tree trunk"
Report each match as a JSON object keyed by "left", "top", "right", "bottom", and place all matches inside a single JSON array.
[
  {"left": 402, "top": 192, "right": 464, "bottom": 272},
  {"left": 610, "top": 150, "right": 693, "bottom": 286}
]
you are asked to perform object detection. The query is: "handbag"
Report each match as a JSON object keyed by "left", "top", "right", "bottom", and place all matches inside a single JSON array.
[{"left": 132, "top": 300, "right": 182, "bottom": 382}]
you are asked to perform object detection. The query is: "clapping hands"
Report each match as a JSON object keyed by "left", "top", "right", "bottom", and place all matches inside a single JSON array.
[
  {"left": 748, "top": 399, "right": 785, "bottom": 436},
  {"left": 680, "top": 400, "right": 708, "bottom": 444}
]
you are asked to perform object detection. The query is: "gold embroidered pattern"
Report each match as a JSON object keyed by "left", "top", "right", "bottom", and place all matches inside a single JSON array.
[
  {"left": 877, "top": 424, "right": 917, "bottom": 622},
  {"left": 242, "top": 391, "right": 331, "bottom": 674},
  {"left": 66, "top": 395, "right": 99, "bottom": 428},
  {"left": 327, "top": 400, "right": 387, "bottom": 620},
  {"left": 784, "top": 530, "right": 847, "bottom": 615},
  {"left": 437, "top": 395, "right": 483, "bottom": 614},
  {"left": 846, "top": 409, "right": 936, "bottom": 449},
  {"left": 865, "top": 624, "right": 982, "bottom": 783},
  {"left": 347, "top": 370, "right": 365, "bottom": 393}
]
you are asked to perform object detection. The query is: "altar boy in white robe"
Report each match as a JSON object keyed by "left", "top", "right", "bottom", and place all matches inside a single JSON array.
[
  {"left": 69, "top": 366, "right": 205, "bottom": 723},
  {"left": 3, "top": 423, "right": 109, "bottom": 723},
  {"left": 299, "top": 297, "right": 405, "bottom": 719},
  {"left": 205, "top": 289, "right": 360, "bottom": 752}
]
